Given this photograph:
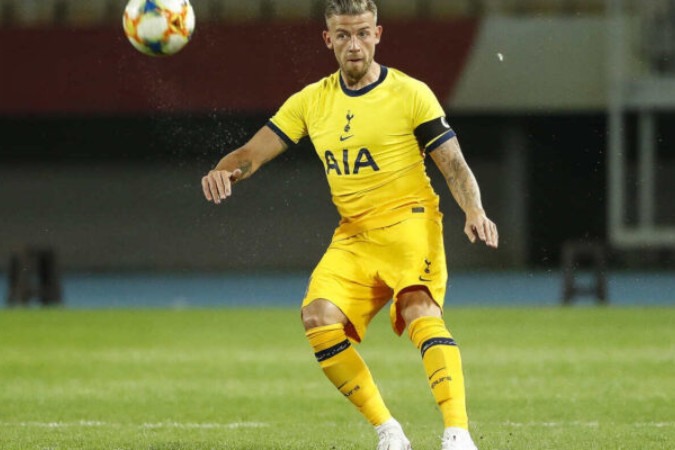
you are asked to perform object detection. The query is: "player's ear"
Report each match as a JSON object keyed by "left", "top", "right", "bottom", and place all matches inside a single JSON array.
[
  {"left": 374, "top": 25, "right": 382, "bottom": 44},
  {"left": 323, "top": 30, "right": 333, "bottom": 49}
]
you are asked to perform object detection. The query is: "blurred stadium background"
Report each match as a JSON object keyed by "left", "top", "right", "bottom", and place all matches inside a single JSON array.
[{"left": 1, "top": 0, "right": 674, "bottom": 307}]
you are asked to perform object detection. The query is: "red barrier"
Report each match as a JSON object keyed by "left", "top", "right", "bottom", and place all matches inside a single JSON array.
[{"left": 0, "top": 20, "right": 477, "bottom": 114}]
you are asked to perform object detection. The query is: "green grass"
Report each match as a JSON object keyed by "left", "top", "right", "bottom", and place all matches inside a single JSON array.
[{"left": 0, "top": 307, "right": 673, "bottom": 449}]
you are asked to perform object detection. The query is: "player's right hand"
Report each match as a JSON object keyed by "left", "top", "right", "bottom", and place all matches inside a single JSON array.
[{"left": 201, "top": 169, "right": 242, "bottom": 204}]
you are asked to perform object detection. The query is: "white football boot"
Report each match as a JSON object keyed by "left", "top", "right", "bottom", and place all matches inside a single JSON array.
[
  {"left": 376, "top": 418, "right": 412, "bottom": 450},
  {"left": 441, "top": 427, "right": 478, "bottom": 450}
]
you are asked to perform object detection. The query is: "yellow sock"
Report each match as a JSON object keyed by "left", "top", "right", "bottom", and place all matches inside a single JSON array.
[
  {"left": 306, "top": 323, "right": 391, "bottom": 426},
  {"left": 408, "top": 316, "right": 469, "bottom": 429}
]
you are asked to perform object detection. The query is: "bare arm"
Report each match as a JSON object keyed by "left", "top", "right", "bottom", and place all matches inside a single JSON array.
[
  {"left": 430, "top": 136, "right": 499, "bottom": 248},
  {"left": 201, "top": 125, "right": 287, "bottom": 204}
]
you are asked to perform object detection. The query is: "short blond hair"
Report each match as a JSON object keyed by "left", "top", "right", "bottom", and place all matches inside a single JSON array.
[{"left": 324, "top": 0, "right": 378, "bottom": 22}]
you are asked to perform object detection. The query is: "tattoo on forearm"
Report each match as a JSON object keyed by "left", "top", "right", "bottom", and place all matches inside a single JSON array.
[{"left": 437, "top": 147, "right": 482, "bottom": 212}]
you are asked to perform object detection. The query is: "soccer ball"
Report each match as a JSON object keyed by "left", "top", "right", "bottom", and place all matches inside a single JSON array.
[{"left": 123, "top": 0, "right": 195, "bottom": 56}]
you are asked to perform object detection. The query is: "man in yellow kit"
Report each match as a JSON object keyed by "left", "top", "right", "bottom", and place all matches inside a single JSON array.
[{"left": 201, "top": 1, "right": 498, "bottom": 449}]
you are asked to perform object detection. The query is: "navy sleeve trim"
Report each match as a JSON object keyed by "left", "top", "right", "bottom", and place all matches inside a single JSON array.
[
  {"left": 425, "top": 130, "right": 456, "bottom": 153},
  {"left": 414, "top": 116, "right": 454, "bottom": 148},
  {"left": 266, "top": 121, "right": 295, "bottom": 147}
]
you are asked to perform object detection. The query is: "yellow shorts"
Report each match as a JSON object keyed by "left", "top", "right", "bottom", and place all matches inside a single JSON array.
[{"left": 302, "top": 217, "right": 448, "bottom": 342}]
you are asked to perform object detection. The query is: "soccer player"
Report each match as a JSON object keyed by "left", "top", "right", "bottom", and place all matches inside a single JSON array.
[{"left": 201, "top": 1, "right": 498, "bottom": 449}]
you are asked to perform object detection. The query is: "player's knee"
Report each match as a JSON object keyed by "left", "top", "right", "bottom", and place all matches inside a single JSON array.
[
  {"left": 301, "top": 298, "right": 348, "bottom": 330},
  {"left": 397, "top": 287, "right": 442, "bottom": 326}
]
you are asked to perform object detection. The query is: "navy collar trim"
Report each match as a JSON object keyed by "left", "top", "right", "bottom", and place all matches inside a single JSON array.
[{"left": 339, "top": 66, "right": 388, "bottom": 97}]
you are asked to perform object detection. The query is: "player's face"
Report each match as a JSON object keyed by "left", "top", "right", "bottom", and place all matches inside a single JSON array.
[{"left": 323, "top": 12, "right": 382, "bottom": 85}]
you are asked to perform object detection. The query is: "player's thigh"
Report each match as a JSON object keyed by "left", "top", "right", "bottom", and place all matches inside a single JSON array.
[
  {"left": 303, "top": 239, "right": 391, "bottom": 342},
  {"left": 377, "top": 218, "right": 448, "bottom": 334}
]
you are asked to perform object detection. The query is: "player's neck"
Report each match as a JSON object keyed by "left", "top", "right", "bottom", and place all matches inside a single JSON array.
[{"left": 341, "top": 62, "right": 381, "bottom": 91}]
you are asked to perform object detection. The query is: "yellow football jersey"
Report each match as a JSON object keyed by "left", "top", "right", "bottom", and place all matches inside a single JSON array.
[{"left": 268, "top": 66, "right": 455, "bottom": 240}]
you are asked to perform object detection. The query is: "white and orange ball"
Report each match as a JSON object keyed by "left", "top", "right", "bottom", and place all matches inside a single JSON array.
[{"left": 123, "top": 0, "right": 195, "bottom": 56}]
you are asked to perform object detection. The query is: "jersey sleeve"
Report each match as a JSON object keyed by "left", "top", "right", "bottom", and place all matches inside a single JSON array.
[
  {"left": 411, "top": 81, "right": 456, "bottom": 152},
  {"left": 267, "top": 89, "right": 309, "bottom": 146}
]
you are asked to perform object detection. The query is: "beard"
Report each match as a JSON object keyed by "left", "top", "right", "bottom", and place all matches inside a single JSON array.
[{"left": 341, "top": 57, "right": 372, "bottom": 86}]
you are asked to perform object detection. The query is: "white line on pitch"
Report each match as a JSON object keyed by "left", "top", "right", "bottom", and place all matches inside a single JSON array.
[
  {"left": 141, "top": 422, "right": 268, "bottom": 429},
  {"left": 496, "top": 421, "right": 674, "bottom": 428},
  {"left": 0, "top": 421, "right": 269, "bottom": 429}
]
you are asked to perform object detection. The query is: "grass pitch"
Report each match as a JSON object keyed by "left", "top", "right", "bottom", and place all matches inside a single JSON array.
[{"left": 1, "top": 306, "right": 673, "bottom": 449}]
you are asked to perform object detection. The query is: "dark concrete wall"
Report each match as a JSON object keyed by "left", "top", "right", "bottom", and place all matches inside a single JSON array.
[
  {"left": 3, "top": 113, "right": 674, "bottom": 272},
  {"left": 0, "top": 158, "right": 514, "bottom": 272}
]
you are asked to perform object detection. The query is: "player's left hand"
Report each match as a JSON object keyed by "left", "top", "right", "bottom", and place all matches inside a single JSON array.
[{"left": 465, "top": 209, "right": 499, "bottom": 248}]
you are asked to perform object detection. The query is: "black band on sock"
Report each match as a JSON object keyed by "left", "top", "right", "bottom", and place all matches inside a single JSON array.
[
  {"left": 420, "top": 337, "right": 457, "bottom": 358},
  {"left": 315, "top": 339, "right": 351, "bottom": 362}
]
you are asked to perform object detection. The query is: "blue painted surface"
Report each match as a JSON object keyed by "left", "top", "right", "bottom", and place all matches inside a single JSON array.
[{"left": 1, "top": 271, "right": 674, "bottom": 309}]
